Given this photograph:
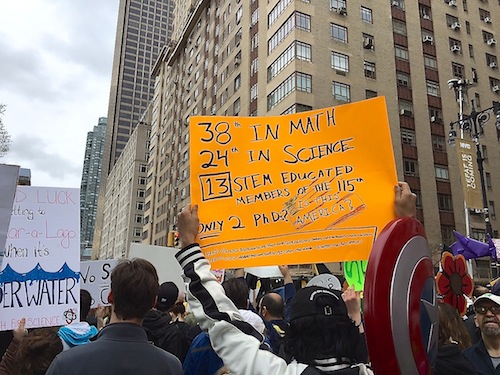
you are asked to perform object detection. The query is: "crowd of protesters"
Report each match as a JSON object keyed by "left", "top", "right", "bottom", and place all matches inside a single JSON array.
[{"left": 1, "top": 182, "right": 500, "bottom": 374}]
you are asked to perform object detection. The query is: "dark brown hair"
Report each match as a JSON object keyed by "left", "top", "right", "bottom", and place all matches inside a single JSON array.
[
  {"left": 438, "top": 302, "right": 471, "bottom": 350},
  {"left": 111, "top": 258, "right": 159, "bottom": 320},
  {"left": 14, "top": 327, "right": 63, "bottom": 375}
]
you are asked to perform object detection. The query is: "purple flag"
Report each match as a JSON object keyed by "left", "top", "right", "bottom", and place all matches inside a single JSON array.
[{"left": 450, "top": 231, "right": 497, "bottom": 261}]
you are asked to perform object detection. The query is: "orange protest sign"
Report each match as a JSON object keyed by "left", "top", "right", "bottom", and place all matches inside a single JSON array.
[{"left": 190, "top": 97, "right": 397, "bottom": 269}]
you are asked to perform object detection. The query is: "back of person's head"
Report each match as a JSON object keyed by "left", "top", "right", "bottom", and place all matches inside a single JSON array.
[
  {"left": 260, "top": 292, "right": 284, "bottom": 319},
  {"left": 438, "top": 302, "right": 471, "bottom": 350},
  {"left": 222, "top": 278, "right": 249, "bottom": 309},
  {"left": 284, "top": 286, "right": 360, "bottom": 365},
  {"left": 14, "top": 327, "right": 63, "bottom": 375},
  {"left": 170, "top": 301, "right": 186, "bottom": 317},
  {"left": 156, "top": 281, "right": 179, "bottom": 312},
  {"left": 475, "top": 284, "right": 490, "bottom": 298},
  {"left": 80, "top": 289, "right": 92, "bottom": 320},
  {"left": 111, "top": 258, "right": 159, "bottom": 320}
]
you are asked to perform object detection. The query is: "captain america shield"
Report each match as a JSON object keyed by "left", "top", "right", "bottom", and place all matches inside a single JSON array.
[{"left": 364, "top": 217, "right": 438, "bottom": 375}]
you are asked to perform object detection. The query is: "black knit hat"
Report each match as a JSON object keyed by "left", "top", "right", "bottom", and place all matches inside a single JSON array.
[
  {"left": 290, "top": 286, "right": 349, "bottom": 322},
  {"left": 156, "top": 282, "right": 179, "bottom": 311}
]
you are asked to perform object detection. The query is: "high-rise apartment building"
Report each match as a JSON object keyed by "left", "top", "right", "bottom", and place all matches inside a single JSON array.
[
  {"left": 144, "top": 0, "right": 500, "bottom": 280},
  {"left": 80, "top": 117, "right": 107, "bottom": 259},
  {"left": 94, "top": 0, "right": 175, "bottom": 257},
  {"left": 98, "top": 113, "right": 151, "bottom": 260}
]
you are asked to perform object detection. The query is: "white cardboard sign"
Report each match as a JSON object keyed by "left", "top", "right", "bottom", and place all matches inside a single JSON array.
[
  {"left": 0, "top": 186, "right": 80, "bottom": 331},
  {"left": 80, "top": 260, "right": 118, "bottom": 308}
]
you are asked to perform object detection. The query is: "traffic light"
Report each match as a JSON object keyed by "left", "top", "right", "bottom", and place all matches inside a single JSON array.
[
  {"left": 167, "top": 231, "right": 175, "bottom": 247},
  {"left": 174, "top": 231, "right": 180, "bottom": 247}
]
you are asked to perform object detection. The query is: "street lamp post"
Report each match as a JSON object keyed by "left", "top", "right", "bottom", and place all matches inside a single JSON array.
[{"left": 447, "top": 78, "right": 500, "bottom": 278}]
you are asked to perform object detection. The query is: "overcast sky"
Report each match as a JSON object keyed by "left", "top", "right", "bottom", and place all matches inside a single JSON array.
[{"left": 0, "top": 0, "right": 119, "bottom": 188}]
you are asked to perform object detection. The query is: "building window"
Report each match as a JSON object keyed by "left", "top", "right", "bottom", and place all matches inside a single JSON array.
[
  {"left": 139, "top": 164, "right": 147, "bottom": 173},
  {"left": 233, "top": 98, "right": 241, "bottom": 116},
  {"left": 452, "top": 63, "right": 465, "bottom": 78},
  {"left": 136, "top": 202, "right": 144, "bottom": 211},
  {"left": 435, "top": 165, "right": 449, "bottom": 180},
  {"left": 134, "top": 227, "right": 142, "bottom": 237},
  {"left": 251, "top": 84, "right": 258, "bottom": 101},
  {"left": 482, "top": 145, "right": 488, "bottom": 162},
  {"left": 397, "top": 71, "right": 411, "bottom": 87},
  {"left": 332, "top": 52, "right": 349, "bottom": 72},
  {"left": 330, "top": 0, "right": 347, "bottom": 10},
  {"left": 441, "top": 225, "right": 455, "bottom": 246},
  {"left": 399, "top": 100, "right": 414, "bottom": 116},
  {"left": 482, "top": 30, "right": 495, "bottom": 44},
  {"left": 267, "top": 72, "right": 311, "bottom": 110},
  {"left": 486, "top": 172, "right": 492, "bottom": 190},
  {"left": 393, "top": 20, "right": 407, "bottom": 35},
  {"left": 426, "top": 80, "right": 440, "bottom": 97},
  {"left": 281, "top": 103, "right": 313, "bottom": 114},
  {"left": 362, "top": 33, "right": 374, "bottom": 50},
  {"left": 331, "top": 23, "right": 348, "bottom": 43},
  {"left": 268, "top": 41, "right": 312, "bottom": 81},
  {"left": 332, "top": 81, "right": 350, "bottom": 102},
  {"left": 295, "top": 12, "right": 311, "bottom": 31},
  {"left": 395, "top": 45, "right": 409, "bottom": 60},
  {"left": 138, "top": 177, "right": 146, "bottom": 185},
  {"left": 424, "top": 55, "right": 437, "bottom": 69},
  {"left": 432, "top": 135, "right": 446, "bottom": 151},
  {"left": 486, "top": 53, "right": 498, "bottom": 68},
  {"left": 137, "top": 189, "right": 145, "bottom": 198},
  {"left": 479, "top": 8, "right": 491, "bottom": 22},
  {"left": 135, "top": 215, "right": 143, "bottom": 224},
  {"left": 365, "top": 90, "right": 377, "bottom": 98},
  {"left": 268, "top": 0, "right": 293, "bottom": 27},
  {"left": 297, "top": 72, "right": 312, "bottom": 92},
  {"left": 438, "top": 194, "right": 453, "bottom": 212},
  {"left": 234, "top": 74, "right": 241, "bottom": 91},
  {"left": 403, "top": 158, "right": 419, "bottom": 176},
  {"left": 364, "top": 61, "right": 376, "bottom": 79},
  {"left": 392, "top": 0, "right": 405, "bottom": 10},
  {"left": 401, "top": 129, "right": 416, "bottom": 146},
  {"left": 490, "top": 201, "right": 496, "bottom": 219},
  {"left": 360, "top": 7, "right": 373, "bottom": 23}
]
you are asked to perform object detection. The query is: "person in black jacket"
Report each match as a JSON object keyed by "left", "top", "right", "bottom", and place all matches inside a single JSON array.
[
  {"left": 46, "top": 259, "right": 182, "bottom": 375},
  {"left": 143, "top": 281, "right": 189, "bottom": 362}
]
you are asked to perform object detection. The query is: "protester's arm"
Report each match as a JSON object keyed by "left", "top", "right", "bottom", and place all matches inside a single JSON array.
[
  {"left": 0, "top": 319, "right": 26, "bottom": 375},
  {"left": 342, "top": 286, "right": 364, "bottom": 334},
  {"left": 176, "top": 205, "right": 294, "bottom": 375},
  {"left": 395, "top": 181, "right": 416, "bottom": 218},
  {"left": 279, "top": 265, "right": 295, "bottom": 323}
]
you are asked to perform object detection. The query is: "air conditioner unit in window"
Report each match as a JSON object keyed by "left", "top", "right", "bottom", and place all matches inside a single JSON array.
[
  {"left": 484, "top": 17, "right": 492, "bottom": 23},
  {"left": 234, "top": 57, "right": 241, "bottom": 65},
  {"left": 487, "top": 38, "right": 497, "bottom": 46},
  {"left": 430, "top": 116, "right": 437, "bottom": 123},
  {"left": 336, "top": 7, "right": 347, "bottom": 15},
  {"left": 490, "top": 61, "right": 498, "bottom": 68},
  {"left": 363, "top": 38, "right": 374, "bottom": 49},
  {"left": 391, "top": 0, "right": 399, "bottom": 6},
  {"left": 451, "top": 22, "right": 461, "bottom": 30},
  {"left": 451, "top": 44, "right": 461, "bottom": 52},
  {"left": 422, "top": 14, "right": 430, "bottom": 20},
  {"left": 423, "top": 35, "right": 433, "bottom": 43},
  {"left": 493, "top": 85, "right": 500, "bottom": 92},
  {"left": 448, "top": 0, "right": 457, "bottom": 6},
  {"left": 400, "top": 109, "right": 412, "bottom": 116}
]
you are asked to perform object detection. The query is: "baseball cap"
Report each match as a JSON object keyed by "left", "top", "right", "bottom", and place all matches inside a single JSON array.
[
  {"left": 289, "top": 286, "right": 349, "bottom": 322},
  {"left": 474, "top": 293, "right": 500, "bottom": 306},
  {"left": 156, "top": 282, "right": 179, "bottom": 311}
]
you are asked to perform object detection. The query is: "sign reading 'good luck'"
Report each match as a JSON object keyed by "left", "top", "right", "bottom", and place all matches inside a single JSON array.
[{"left": 190, "top": 97, "right": 397, "bottom": 269}]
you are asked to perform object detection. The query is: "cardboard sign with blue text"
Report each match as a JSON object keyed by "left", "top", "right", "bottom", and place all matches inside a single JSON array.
[{"left": 0, "top": 186, "right": 80, "bottom": 331}]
